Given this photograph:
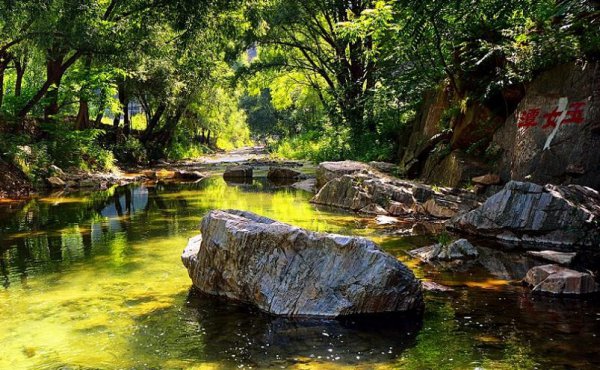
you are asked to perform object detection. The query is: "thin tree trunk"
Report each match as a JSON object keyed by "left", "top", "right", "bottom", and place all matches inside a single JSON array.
[
  {"left": 0, "top": 52, "right": 10, "bottom": 110},
  {"left": 14, "top": 57, "right": 26, "bottom": 97},
  {"left": 0, "top": 66, "right": 5, "bottom": 110}
]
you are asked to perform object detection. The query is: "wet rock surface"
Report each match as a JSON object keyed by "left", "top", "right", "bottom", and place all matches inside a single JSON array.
[
  {"left": 223, "top": 165, "right": 253, "bottom": 179},
  {"left": 182, "top": 209, "right": 424, "bottom": 317},
  {"left": 311, "top": 170, "right": 481, "bottom": 219},
  {"left": 449, "top": 181, "right": 600, "bottom": 248},
  {"left": 528, "top": 250, "right": 577, "bottom": 265},
  {"left": 523, "top": 264, "right": 598, "bottom": 295},
  {"left": 267, "top": 167, "right": 305, "bottom": 180},
  {"left": 315, "top": 161, "right": 374, "bottom": 189},
  {"left": 410, "top": 239, "right": 479, "bottom": 262}
]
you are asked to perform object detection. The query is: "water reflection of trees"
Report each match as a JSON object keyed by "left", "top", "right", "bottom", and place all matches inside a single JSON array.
[{"left": 0, "top": 183, "right": 199, "bottom": 288}]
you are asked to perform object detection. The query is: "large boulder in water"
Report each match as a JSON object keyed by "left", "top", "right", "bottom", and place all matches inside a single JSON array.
[
  {"left": 449, "top": 181, "right": 600, "bottom": 248},
  {"left": 181, "top": 210, "right": 424, "bottom": 317}
]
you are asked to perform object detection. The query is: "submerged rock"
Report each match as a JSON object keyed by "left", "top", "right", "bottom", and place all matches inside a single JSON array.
[
  {"left": 291, "top": 178, "right": 317, "bottom": 193},
  {"left": 410, "top": 239, "right": 479, "bottom": 262},
  {"left": 523, "top": 264, "right": 598, "bottom": 295},
  {"left": 223, "top": 165, "right": 253, "bottom": 179},
  {"left": 182, "top": 210, "right": 423, "bottom": 317},
  {"left": 449, "top": 181, "right": 600, "bottom": 248},
  {"left": 311, "top": 172, "right": 480, "bottom": 219}
]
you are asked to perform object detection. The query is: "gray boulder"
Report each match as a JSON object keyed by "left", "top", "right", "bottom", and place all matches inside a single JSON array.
[
  {"left": 182, "top": 210, "right": 423, "bottom": 317},
  {"left": 223, "top": 165, "right": 253, "bottom": 179},
  {"left": 316, "top": 161, "right": 373, "bottom": 189},
  {"left": 523, "top": 264, "right": 598, "bottom": 295},
  {"left": 410, "top": 239, "right": 479, "bottom": 262},
  {"left": 449, "top": 181, "right": 600, "bottom": 248}
]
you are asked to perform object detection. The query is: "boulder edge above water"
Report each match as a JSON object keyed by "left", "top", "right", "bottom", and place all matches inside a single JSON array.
[
  {"left": 448, "top": 181, "right": 600, "bottom": 248},
  {"left": 181, "top": 209, "right": 424, "bottom": 317}
]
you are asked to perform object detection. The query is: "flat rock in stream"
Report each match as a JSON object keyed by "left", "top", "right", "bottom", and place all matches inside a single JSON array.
[
  {"left": 181, "top": 210, "right": 424, "bottom": 317},
  {"left": 448, "top": 181, "right": 600, "bottom": 248}
]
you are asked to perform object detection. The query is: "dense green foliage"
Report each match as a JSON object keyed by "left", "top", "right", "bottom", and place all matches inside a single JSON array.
[
  {"left": 0, "top": 0, "right": 598, "bottom": 180},
  {"left": 240, "top": 0, "right": 599, "bottom": 160}
]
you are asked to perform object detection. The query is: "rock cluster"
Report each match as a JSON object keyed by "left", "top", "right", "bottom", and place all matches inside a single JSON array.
[
  {"left": 449, "top": 181, "right": 600, "bottom": 248},
  {"left": 311, "top": 162, "right": 481, "bottom": 219},
  {"left": 182, "top": 210, "right": 424, "bottom": 317}
]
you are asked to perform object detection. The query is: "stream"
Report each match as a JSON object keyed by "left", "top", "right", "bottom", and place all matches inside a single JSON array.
[{"left": 1, "top": 175, "right": 599, "bottom": 369}]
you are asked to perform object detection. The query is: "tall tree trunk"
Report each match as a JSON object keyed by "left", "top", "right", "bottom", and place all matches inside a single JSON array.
[
  {"left": 0, "top": 52, "right": 11, "bottom": 110},
  {"left": 75, "top": 100, "right": 90, "bottom": 130},
  {"left": 0, "top": 66, "right": 5, "bottom": 110},
  {"left": 113, "top": 113, "right": 121, "bottom": 128},
  {"left": 142, "top": 103, "right": 166, "bottom": 142},
  {"left": 207, "top": 130, "right": 211, "bottom": 145},
  {"left": 14, "top": 57, "right": 26, "bottom": 97},
  {"left": 44, "top": 57, "right": 65, "bottom": 120},
  {"left": 117, "top": 83, "right": 130, "bottom": 136},
  {"left": 75, "top": 57, "right": 93, "bottom": 130}
]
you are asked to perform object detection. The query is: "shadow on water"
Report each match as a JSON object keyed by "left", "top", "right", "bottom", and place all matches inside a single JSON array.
[{"left": 180, "top": 289, "right": 423, "bottom": 368}]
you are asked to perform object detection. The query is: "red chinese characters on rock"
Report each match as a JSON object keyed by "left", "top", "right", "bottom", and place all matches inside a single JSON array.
[{"left": 517, "top": 101, "right": 587, "bottom": 129}]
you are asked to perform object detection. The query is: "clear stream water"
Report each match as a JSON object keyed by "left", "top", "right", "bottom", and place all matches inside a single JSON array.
[{"left": 1, "top": 177, "right": 599, "bottom": 369}]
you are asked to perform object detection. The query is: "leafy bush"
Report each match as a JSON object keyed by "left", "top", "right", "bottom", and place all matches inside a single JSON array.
[
  {"left": 42, "top": 124, "right": 115, "bottom": 172},
  {"left": 112, "top": 137, "right": 148, "bottom": 164}
]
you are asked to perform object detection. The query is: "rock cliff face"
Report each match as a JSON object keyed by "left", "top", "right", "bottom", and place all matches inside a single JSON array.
[
  {"left": 492, "top": 62, "right": 600, "bottom": 190},
  {"left": 449, "top": 181, "right": 600, "bottom": 248},
  {"left": 182, "top": 210, "right": 424, "bottom": 317},
  {"left": 399, "top": 62, "right": 600, "bottom": 190}
]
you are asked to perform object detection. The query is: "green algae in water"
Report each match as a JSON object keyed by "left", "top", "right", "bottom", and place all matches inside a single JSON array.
[{"left": 1, "top": 177, "right": 599, "bottom": 369}]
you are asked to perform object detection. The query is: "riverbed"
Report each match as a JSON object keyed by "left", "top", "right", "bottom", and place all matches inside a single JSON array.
[{"left": 1, "top": 177, "right": 599, "bottom": 369}]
